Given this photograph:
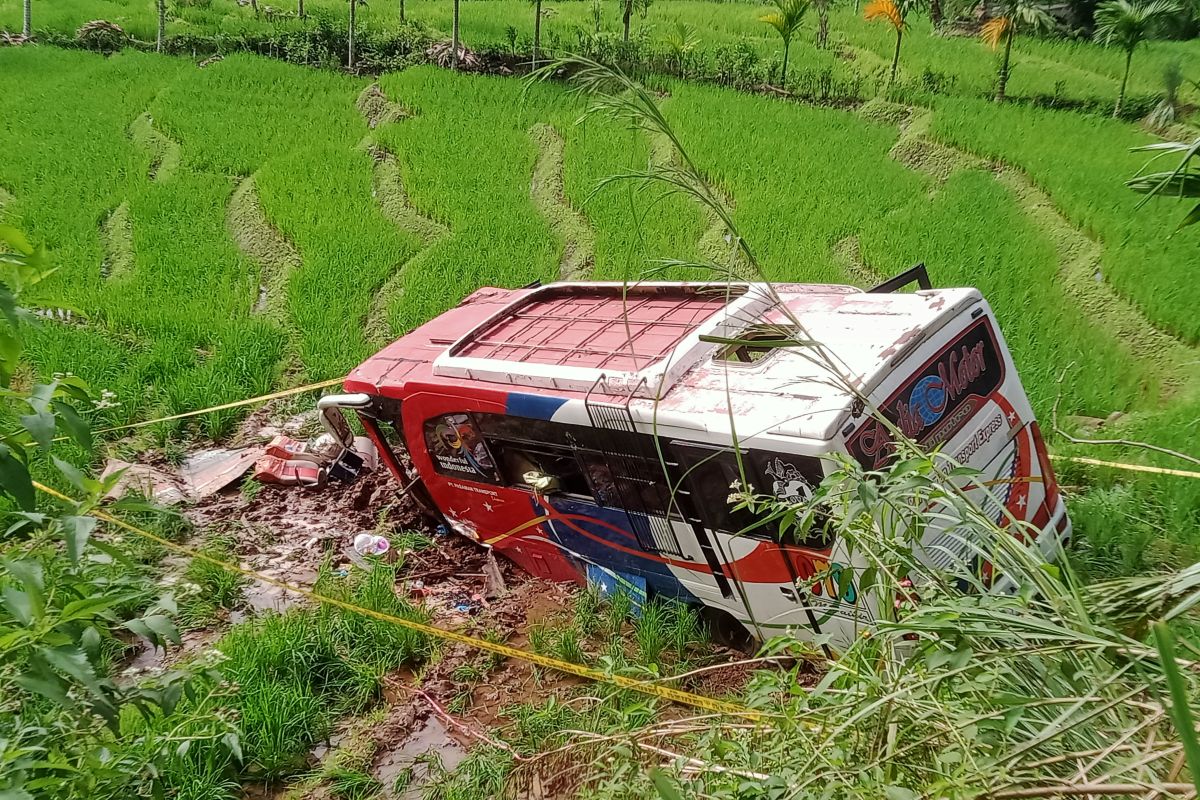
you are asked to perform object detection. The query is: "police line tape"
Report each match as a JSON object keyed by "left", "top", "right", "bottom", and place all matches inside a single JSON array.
[
  {"left": 1048, "top": 454, "right": 1200, "bottom": 480},
  {"left": 31, "top": 480, "right": 765, "bottom": 721}
]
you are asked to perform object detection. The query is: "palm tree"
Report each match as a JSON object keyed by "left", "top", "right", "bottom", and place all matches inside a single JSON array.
[
  {"left": 398, "top": 0, "right": 404, "bottom": 22},
  {"left": 451, "top": 0, "right": 461, "bottom": 68},
  {"left": 22, "top": 0, "right": 30, "bottom": 37},
  {"left": 864, "top": 0, "right": 909, "bottom": 84},
  {"left": 982, "top": 0, "right": 1054, "bottom": 102},
  {"left": 813, "top": 0, "right": 835, "bottom": 48},
  {"left": 622, "top": 0, "right": 633, "bottom": 41},
  {"left": 1094, "top": 0, "right": 1178, "bottom": 117},
  {"left": 759, "top": 0, "right": 810, "bottom": 86},
  {"left": 531, "top": 0, "right": 543, "bottom": 68},
  {"left": 156, "top": 0, "right": 165, "bottom": 51}
]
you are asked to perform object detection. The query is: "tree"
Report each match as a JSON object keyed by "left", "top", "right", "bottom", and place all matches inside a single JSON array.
[
  {"left": 1094, "top": 0, "right": 1178, "bottom": 117},
  {"left": 982, "top": 0, "right": 1054, "bottom": 102},
  {"left": 398, "top": 0, "right": 404, "bottom": 22},
  {"left": 622, "top": 0, "right": 633, "bottom": 42},
  {"left": 759, "top": 0, "right": 810, "bottom": 86},
  {"left": 22, "top": 0, "right": 30, "bottom": 37},
  {"left": 155, "top": 0, "right": 165, "bottom": 52},
  {"left": 452, "top": 0, "right": 461, "bottom": 68},
  {"left": 532, "top": 0, "right": 543, "bottom": 69},
  {"left": 662, "top": 21, "right": 700, "bottom": 77},
  {"left": 348, "top": 0, "right": 357, "bottom": 68},
  {"left": 864, "top": 0, "right": 909, "bottom": 84},
  {"left": 298, "top": 0, "right": 305, "bottom": 19},
  {"left": 1128, "top": 137, "right": 1200, "bottom": 229},
  {"left": 813, "top": 0, "right": 835, "bottom": 48}
]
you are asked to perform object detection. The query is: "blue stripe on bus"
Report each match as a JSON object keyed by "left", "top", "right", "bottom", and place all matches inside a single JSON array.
[
  {"left": 538, "top": 496, "right": 701, "bottom": 605},
  {"left": 505, "top": 393, "right": 567, "bottom": 420}
]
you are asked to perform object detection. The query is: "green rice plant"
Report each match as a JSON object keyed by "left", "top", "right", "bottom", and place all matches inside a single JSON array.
[
  {"left": 550, "top": 624, "right": 588, "bottom": 665},
  {"left": 326, "top": 767, "right": 384, "bottom": 800},
  {"left": 603, "top": 587, "right": 634, "bottom": 639},
  {"left": 235, "top": 679, "right": 328, "bottom": 778},
  {"left": 178, "top": 530, "right": 247, "bottom": 629},
  {"left": 572, "top": 585, "right": 603, "bottom": 637},
  {"left": 420, "top": 745, "right": 513, "bottom": 800},
  {"left": 632, "top": 597, "right": 672, "bottom": 666}
]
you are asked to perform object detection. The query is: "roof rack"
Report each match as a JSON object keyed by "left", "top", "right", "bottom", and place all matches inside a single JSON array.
[{"left": 433, "top": 282, "right": 777, "bottom": 397}]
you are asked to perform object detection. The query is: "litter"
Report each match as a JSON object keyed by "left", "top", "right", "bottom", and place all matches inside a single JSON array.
[
  {"left": 100, "top": 460, "right": 187, "bottom": 505},
  {"left": 180, "top": 447, "right": 264, "bottom": 498},
  {"left": 353, "top": 532, "right": 391, "bottom": 556},
  {"left": 252, "top": 454, "right": 326, "bottom": 486}
]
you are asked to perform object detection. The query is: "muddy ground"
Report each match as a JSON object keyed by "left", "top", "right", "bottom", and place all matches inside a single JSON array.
[{"left": 116, "top": 412, "right": 757, "bottom": 799}]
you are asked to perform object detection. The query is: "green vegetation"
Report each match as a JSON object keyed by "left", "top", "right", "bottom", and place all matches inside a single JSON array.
[{"left": 177, "top": 529, "right": 246, "bottom": 628}]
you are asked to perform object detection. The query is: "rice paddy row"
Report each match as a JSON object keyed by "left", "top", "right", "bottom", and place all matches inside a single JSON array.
[{"left": 2, "top": 45, "right": 1198, "bottom": 570}]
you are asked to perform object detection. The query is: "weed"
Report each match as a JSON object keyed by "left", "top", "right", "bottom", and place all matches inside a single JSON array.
[
  {"left": 178, "top": 529, "right": 246, "bottom": 629},
  {"left": 240, "top": 478, "right": 263, "bottom": 503},
  {"left": 604, "top": 589, "right": 634, "bottom": 639},
  {"left": 633, "top": 599, "right": 673, "bottom": 666},
  {"left": 572, "top": 586, "right": 603, "bottom": 637},
  {"left": 420, "top": 746, "right": 513, "bottom": 800},
  {"left": 326, "top": 767, "right": 383, "bottom": 800}
]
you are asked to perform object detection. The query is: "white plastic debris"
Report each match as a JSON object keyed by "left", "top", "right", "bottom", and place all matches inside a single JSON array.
[{"left": 352, "top": 533, "right": 390, "bottom": 556}]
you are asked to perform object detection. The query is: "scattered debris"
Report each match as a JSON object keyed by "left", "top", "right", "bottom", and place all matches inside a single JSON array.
[
  {"left": 181, "top": 446, "right": 264, "bottom": 497},
  {"left": 101, "top": 459, "right": 188, "bottom": 505}
]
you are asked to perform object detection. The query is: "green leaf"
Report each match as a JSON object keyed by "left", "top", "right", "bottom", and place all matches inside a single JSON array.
[
  {"left": 0, "top": 281, "right": 19, "bottom": 330},
  {"left": 61, "top": 595, "right": 119, "bottom": 623},
  {"left": 0, "top": 444, "right": 35, "bottom": 511},
  {"left": 1177, "top": 202, "right": 1200, "bottom": 230},
  {"left": 53, "top": 456, "right": 101, "bottom": 497},
  {"left": 0, "top": 330, "right": 21, "bottom": 387},
  {"left": 1153, "top": 622, "right": 1200, "bottom": 799},
  {"left": 2, "top": 587, "right": 34, "bottom": 626},
  {"left": 648, "top": 767, "right": 683, "bottom": 800},
  {"left": 52, "top": 400, "right": 93, "bottom": 450},
  {"left": 14, "top": 669, "right": 70, "bottom": 706},
  {"left": 19, "top": 411, "right": 55, "bottom": 453},
  {"left": 142, "top": 614, "right": 181, "bottom": 647},
  {"left": 40, "top": 645, "right": 101, "bottom": 690},
  {"left": 4, "top": 559, "right": 44, "bottom": 619},
  {"left": 0, "top": 224, "right": 34, "bottom": 256},
  {"left": 62, "top": 515, "right": 98, "bottom": 563}
]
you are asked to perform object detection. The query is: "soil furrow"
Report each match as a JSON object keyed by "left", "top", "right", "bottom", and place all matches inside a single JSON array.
[
  {"left": 355, "top": 84, "right": 452, "bottom": 346},
  {"left": 529, "top": 122, "right": 596, "bottom": 281},
  {"left": 100, "top": 200, "right": 134, "bottom": 280},
  {"left": 227, "top": 175, "right": 304, "bottom": 373},
  {"left": 129, "top": 111, "right": 181, "bottom": 182}
]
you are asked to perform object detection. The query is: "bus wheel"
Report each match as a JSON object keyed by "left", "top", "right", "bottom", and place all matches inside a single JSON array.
[{"left": 702, "top": 607, "right": 758, "bottom": 653}]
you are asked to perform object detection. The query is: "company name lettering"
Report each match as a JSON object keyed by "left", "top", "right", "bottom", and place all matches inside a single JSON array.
[{"left": 895, "top": 341, "right": 988, "bottom": 439}]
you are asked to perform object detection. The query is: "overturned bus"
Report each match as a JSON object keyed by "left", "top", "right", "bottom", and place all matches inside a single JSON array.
[{"left": 320, "top": 278, "right": 1070, "bottom": 650}]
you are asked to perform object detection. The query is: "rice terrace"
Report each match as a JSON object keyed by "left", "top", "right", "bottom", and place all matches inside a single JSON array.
[{"left": 6, "top": 0, "right": 1200, "bottom": 796}]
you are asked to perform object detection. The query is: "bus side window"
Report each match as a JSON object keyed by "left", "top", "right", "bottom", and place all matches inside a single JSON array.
[
  {"left": 422, "top": 414, "right": 500, "bottom": 484},
  {"left": 675, "top": 448, "right": 773, "bottom": 539},
  {"left": 577, "top": 452, "right": 674, "bottom": 517},
  {"left": 747, "top": 451, "right": 833, "bottom": 550},
  {"left": 490, "top": 441, "right": 593, "bottom": 497}
]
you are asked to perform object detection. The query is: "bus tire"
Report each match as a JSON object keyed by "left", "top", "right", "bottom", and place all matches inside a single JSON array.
[{"left": 702, "top": 607, "right": 758, "bottom": 653}]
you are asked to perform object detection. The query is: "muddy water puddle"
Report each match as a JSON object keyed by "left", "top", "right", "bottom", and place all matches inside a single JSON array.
[{"left": 373, "top": 716, "right": 468, "bottom": 798}]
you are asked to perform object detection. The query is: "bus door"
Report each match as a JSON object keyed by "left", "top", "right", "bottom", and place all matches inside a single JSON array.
[{"left": 671, "top": 443, "right": 869, "bottom": 648}]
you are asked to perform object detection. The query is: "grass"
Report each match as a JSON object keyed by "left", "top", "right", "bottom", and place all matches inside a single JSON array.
[
  {"left": 203, "top": 561, "right": 432, "bottom": 780},
  {"left": 177, "top": 529, "right": 247, "bottom": 629}
]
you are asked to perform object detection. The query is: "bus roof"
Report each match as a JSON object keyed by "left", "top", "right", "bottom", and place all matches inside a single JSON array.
[{"left": 345, "top": 281, "right": 983, "bottom": 442}]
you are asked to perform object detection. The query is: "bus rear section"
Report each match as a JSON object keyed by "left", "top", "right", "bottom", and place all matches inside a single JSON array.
[{"left": 844, "top": 299, "right": 1070, "bottom": 585}]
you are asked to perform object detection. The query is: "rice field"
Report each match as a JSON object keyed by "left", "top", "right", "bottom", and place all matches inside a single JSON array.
[{"left": 1, "top": 37, "right": 1199, "bottom": 564}]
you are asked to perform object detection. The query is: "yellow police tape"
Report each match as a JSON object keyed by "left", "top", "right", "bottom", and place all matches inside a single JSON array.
[
  {"left": 94, "top": 377, "right": 345, "bottom": 435},
  {"left": 1049, "top": 454, "right": 1200, "bottom": 480},
  {"left": 31, "top": 480, "right": 764, "bottom": 721}
]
